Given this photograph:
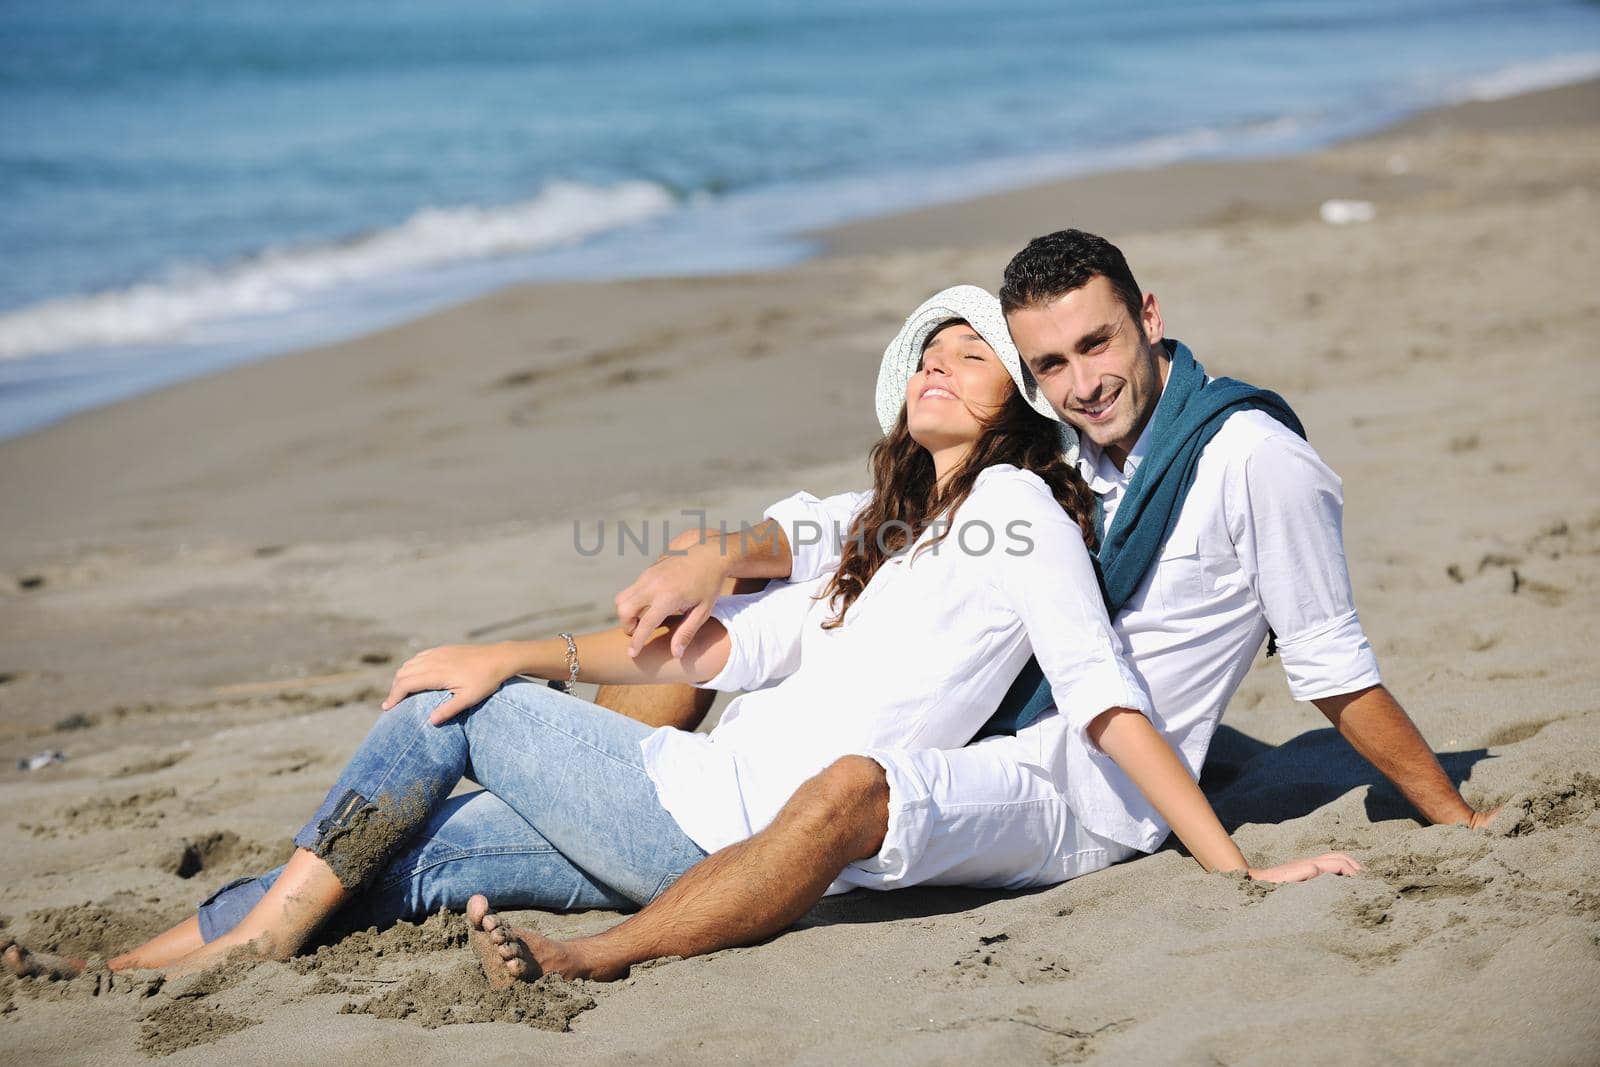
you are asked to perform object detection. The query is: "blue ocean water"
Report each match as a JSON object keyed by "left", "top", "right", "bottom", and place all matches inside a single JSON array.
[{"left": 2, "top": 0, "right": 1599, "bottom": 439}]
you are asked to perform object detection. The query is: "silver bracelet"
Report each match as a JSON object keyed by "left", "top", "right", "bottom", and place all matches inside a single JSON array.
[{"left": 548, "top": 631, "right": 580, "bottom": 694}]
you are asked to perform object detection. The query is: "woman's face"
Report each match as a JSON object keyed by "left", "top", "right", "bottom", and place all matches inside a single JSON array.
[{"left": 905, "top": 321, "right": 1015, "bottom": 452}]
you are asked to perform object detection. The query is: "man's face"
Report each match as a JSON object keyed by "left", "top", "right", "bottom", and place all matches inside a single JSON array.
[{"left": 1006, "top": 275, "right": 1168, "bottom": 466}]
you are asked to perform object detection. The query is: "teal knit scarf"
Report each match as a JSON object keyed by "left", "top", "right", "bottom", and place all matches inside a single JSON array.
[{"left": 977, "top": 339, "right": 1304, "bottom": 737}]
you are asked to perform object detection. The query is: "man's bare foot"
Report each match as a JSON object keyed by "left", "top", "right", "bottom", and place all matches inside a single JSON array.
[
  {"left": 465, "top": 894, "right": 618, "bottom": 987},
  {"left": 3, "top": 941, "right": 88, "bottom": 981},
  {"left": 466, "top": 895, "right": 536, "bottom": 988}
]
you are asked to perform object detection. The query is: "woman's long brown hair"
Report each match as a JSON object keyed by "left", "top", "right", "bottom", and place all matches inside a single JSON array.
[{"left": 817, "top": 327, "right": 1098, "bottom": 629}]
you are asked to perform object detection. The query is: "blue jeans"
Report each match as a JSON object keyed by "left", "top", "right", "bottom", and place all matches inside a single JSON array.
[{"left": 196, "top": 679, "right": 708, "bottom": 942}]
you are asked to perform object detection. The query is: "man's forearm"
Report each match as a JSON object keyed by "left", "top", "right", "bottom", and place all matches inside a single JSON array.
[
  {"left": 670, "top": 517, "right": 794, "bottom": 581},
  {"left": 1314, "top": 685, "right": 1476, "bottom": 825}
]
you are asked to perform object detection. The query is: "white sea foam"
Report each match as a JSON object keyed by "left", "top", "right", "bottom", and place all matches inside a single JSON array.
[
  {"left": 1461, "top": 51, "right": 1600, "bottom": 101},
  {"left": 0, "top": 180, "right": 676, "bottom": 360}
]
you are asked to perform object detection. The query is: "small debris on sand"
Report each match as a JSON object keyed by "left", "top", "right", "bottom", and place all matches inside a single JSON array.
[
  {"left": 339, "top": 960, "right": 594, "bottom": 1031},
  {"left": 138, "top": 1000, "right": 258, "bottom": 1058}
]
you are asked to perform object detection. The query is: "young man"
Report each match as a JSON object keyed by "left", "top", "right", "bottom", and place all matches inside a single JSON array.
[{"left": 468, "top": 229, "right": 1499, "bottom": 984}]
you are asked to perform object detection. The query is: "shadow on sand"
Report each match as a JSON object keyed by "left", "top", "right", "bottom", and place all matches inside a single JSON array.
[
  {"left": 805, "top": 725, "right": 1495, "bottom": 928},
  {"left": 1200, "top": 724, "right": 1493, "bottom": 829}
]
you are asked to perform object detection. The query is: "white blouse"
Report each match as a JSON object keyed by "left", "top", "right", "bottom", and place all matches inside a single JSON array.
[
  {"left": 768, "top": 408, "right": 1383, "bottom": 855},
  {"left": 639, "top": 464, "right": 1152, "bottom": 858}
]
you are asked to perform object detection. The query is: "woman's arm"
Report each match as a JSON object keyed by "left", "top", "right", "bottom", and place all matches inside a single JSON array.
[
  {"left": 382, "top": 569, "right": 825, "bottom": 725},
  {"left": 380, "top": 616, "right": 731, "bottom": 725},
  {"left": 506, "top": 616, "right": 731, "bottom": 687},
  {"left": 1089, "top": 708, "right": 1361, "bottom": 882},
  {"left": 615, "top": 488, "right": 872, "bottom": 658}
]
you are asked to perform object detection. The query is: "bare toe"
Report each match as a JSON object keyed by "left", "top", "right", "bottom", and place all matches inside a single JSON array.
[
  {"left": 467, "top": 898, "right": 536, "bottom": 990},
  {"left": 3, "top": 942, "right": 86, "bottom": 981}
]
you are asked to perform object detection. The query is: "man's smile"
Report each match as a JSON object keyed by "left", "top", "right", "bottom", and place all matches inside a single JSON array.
[{"left": 1073, "top": 385, "right": 1122, "bottom": 423}]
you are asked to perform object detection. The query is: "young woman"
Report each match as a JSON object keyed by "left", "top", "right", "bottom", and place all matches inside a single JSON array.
[{"left": 3, "top": 286, "right": 1355, "bottom": 983}]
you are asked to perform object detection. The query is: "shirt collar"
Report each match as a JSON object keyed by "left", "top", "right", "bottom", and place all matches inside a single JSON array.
[{"left": 1121, "top": 404, "right": 1156, "bottom": 476}]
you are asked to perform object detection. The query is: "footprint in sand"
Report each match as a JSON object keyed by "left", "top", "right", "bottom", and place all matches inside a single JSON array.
[
  {"left": 1484, "top": 717, "right": 1557, "bottom": 748},
  {"left": 937, "top": 930, "right": 1052, "bottom": 987},
  {"left": 266, "top": 748, "right": 327, "bottom": 777},
  {"left": 23, "top": 788, "right": 177, "bottom": 839},
  {"left": 138, "top": 1000, "right": 259, "bottom": 1057},
  {"left": 1493, "top": 774, "right": 1600, "bottom": 837},
  {"left": 20, "top": 900, "right": 181, "bottom": 960},
  {"left": 110, "top": 750, "right": 190, "bottom": 779},
  {"left": 157, "top": 831, "right": 293, "bottom": 881}
]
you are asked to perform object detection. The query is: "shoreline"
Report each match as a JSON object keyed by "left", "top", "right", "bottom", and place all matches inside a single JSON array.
[
  {"left": 2, "top": 79, "right": 1595, "bottom": 564},
  {"left": 810, "top": 77, "right": 1600, "bottom": 255},
  {"left": 2, "top": 77, "right": 1597, "bottom": 450},
  {"left": 0, "top": 75, "right": 1596, "bottom": 1063}
]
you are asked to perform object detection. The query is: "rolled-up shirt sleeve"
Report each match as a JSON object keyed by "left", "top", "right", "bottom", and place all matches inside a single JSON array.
[
  {"left": 974, "top": 471, "right": 1158, "bottom": 850},
  {"left": 977, "top": 473, "right": 1152, "bottom": 739},
  {"left": 1227, "top": 433, "right": 1383, "bottom": 701},
  {"left": 699, "top": 574, "right": 828, "bottom": 692},
  {"left": 762, "top": 489, "right": 872, "bottom": 584}
]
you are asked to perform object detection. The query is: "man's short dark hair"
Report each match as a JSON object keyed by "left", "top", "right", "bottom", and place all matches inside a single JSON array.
[{"left": 999, "top": 229, "right": 1145, "bottom": 328}]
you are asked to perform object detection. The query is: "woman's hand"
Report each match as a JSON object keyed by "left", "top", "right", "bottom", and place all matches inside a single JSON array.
[
  {"left": 381, "top": 643, "right": 519, "bottom": 725},
  {"left": 1246, "top": 852, "right": 1363, "bottom": 883}
]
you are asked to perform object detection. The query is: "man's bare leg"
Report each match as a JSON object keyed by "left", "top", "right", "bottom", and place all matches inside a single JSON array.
[
  {"left": 593, "top": 682, "right": 714, "bottom": 730},
  {"left": 468, "top": 755, "right": 890, "bottom": 983}
]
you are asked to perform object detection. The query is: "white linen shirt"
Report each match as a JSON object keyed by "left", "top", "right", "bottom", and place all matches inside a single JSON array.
[
  {"left": 639, "top": 464, "right": 1152, "bottom": 870},
  {"left": 765, "top": 407, "right": 1382, "bottom": 856}
]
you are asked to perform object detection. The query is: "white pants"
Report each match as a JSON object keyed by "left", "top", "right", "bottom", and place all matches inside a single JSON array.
[{"left": 828, "top": 733, "right": 1140, "bottom": 895}]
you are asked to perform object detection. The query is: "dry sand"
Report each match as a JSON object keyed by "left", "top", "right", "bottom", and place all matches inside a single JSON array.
[{"left": 1, "top": 82, "right": 1597, "bottom": 1064}]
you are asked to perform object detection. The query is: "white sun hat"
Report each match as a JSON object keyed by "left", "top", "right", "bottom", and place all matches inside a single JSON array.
[{"left": 875, "top": 284, "right": 1078, "bottom": 462}]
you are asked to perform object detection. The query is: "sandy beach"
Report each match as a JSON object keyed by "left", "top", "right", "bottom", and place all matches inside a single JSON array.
[{"left": 1, "top": 80, "right": 1597, "bottom": 1064}]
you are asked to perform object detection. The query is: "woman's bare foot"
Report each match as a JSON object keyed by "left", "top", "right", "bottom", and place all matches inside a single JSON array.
[
  {"left": 156, "top": 848, "right": 349, "bottom": 976},
  {"left": 466, "top": 895, "right": 623, "bottom": 987},
  {"left": 106, "top": 915, "right": 204, "bottom": 973},
  {"left": 2, "top": 941, "right": 88, "bottom": 981}
]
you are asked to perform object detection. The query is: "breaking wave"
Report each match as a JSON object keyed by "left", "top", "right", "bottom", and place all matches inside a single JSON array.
[{"left": 0, "top": 179, "right": 677, "bottom": 360}]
